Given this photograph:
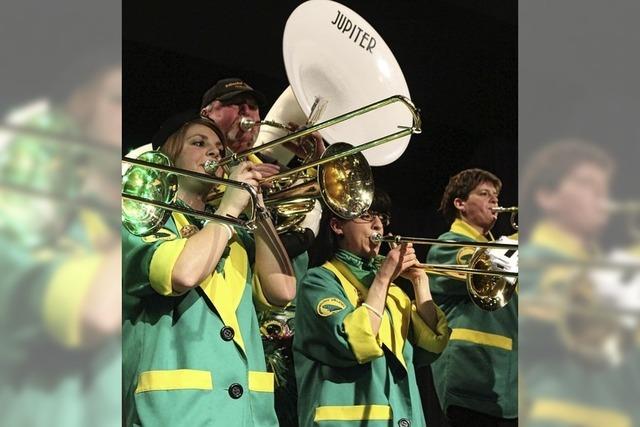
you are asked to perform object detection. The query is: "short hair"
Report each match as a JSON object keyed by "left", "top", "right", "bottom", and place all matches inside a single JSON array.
[
  {"left": 159, "top": 117, "right": 226, "bottom": 163},
  {"left": 521, "top": 139, "right": 614, "bottom": 221},
  {"left": 308, "top": 187, "right": 392, "bottom": 267},
  {"left": 439, "top": 168, "right": 502, "bottom": 224}
]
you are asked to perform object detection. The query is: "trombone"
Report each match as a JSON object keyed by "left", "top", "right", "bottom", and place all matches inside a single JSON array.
[
  {"left": 122, "top": 95, "right": 421, "bottom": 236},
  {"left": 492, "top": 206, "right": 518, "bottom": 230},
  {"left": 202, "top": 95, "right": 420, "bottom": 228},
  {"left": 121, "top": 151, "right": 260, "bottom": 236},
  {"left": 370, "top": 233, "right": 518, "bottom": 311},
  {"left": 205, "top": 95, "right": 421, "bottom": 172}
]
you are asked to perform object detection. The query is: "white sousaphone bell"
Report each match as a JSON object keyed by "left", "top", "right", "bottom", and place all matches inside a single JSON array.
[{"left": 254, "top": 0, "right": 414, "bottom": 167}]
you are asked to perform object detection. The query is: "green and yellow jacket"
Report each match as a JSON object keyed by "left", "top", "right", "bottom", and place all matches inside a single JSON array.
[
  {"left": 122, "top": 212, "right": 278, "bottom": 427},
  {"left": 293, "top": 249, "right": 450, "bottom": 427},
  {"left": 426, "top": 219, "right": 518, "bottom": 419}
]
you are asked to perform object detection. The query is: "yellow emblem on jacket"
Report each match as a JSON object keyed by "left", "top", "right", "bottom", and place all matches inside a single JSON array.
[
  {"left": 142, "top": 228, "right": 177, "bottom": 243},
  {"left": 316, "top": 297, "right": 347, "bottom": 317}
]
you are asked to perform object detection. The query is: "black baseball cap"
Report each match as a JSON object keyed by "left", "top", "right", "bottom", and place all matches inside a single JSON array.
[
  {"left": 200, "top": 77, "right": 267, "bottom": 109},
  {"left": 150, "top": 110, "right": 227, "bottom": 151}
]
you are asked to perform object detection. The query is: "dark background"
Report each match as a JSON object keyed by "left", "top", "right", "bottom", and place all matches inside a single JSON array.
[{"left": 123, "top": 0, "right": 518, "bottom": 258}]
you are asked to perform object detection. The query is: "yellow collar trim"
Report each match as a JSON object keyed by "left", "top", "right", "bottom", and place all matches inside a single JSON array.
[
  {"left": 450, "top": 218, "right": 488, "bottom": 242},
  {"left": 324, "top": 259, "right": 411, "bottom": 370},
  {"left": 172, "top": 212, "right": 249, "bottom": 354},
  {"left": 530, "top": 221, "right": 590, "bottom": 260}
]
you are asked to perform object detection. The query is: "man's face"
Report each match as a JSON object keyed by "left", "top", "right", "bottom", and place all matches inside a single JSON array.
[
  {"left": 203, "top": 94, "right": 260, "bottom": 154},
  {"left": 456, "top": 181, "right": 499, "bottom": 234},
  {"left": 537, "top": 162, "right": 611, "bottom": 237}
]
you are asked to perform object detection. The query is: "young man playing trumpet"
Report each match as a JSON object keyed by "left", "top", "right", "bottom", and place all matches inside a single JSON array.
[{"left": 426, "top": 168, "right": 518, "bottom": 427}]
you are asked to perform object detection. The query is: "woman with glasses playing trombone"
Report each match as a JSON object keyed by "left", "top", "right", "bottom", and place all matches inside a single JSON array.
[{"left": 294, "top": 189, "right": 450, "bottom": 427}]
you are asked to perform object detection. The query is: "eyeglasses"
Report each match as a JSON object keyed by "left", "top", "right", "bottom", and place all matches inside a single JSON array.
[{"left": 358, "top": 211, "right": 391, "bottom": 227}]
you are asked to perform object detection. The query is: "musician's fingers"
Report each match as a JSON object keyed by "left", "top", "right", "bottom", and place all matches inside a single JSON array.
[
  {"left": 252, "top": 163, "right": 280, "bottom": 174},
  {"left": 404, "top": 253, "right": 418, "bottom": 263},
  {"left": 387, "top": 233, "right": 398, "bottom": 250},
  {"left": 241, "top": 160, "right": 255, "bottom": 169},
  {"left": 249, "top": 170, "right": 262, "bottom": 181}
]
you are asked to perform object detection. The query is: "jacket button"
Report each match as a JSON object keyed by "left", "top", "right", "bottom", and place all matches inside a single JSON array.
[
  {"left": 220, "top": 326, "right": 235, "bottom": 341},
  {"left": 398, "top": 419, "right": 411, "bottom": 427},
  {"left": 228, "top": 383, "right": 243, "bottom": 399}
]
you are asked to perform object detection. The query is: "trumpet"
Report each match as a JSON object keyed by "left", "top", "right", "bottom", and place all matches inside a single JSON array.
[
  {"left": 492, "top": 206, "right": 518, "bottom": 230},
  {"left": 371, "top": 233, "right": 518, "bottom": 311}
]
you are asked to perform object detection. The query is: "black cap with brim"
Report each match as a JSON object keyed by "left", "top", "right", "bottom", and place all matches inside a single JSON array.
[
  {"left": 151, "top": 110, "right": 201, "bottom": 150},
  {"left": 200, "top": 77, "right": 267, "bottom": 109}
]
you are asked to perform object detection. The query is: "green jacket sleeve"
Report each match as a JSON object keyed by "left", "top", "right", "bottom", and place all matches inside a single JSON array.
[
  {"left": 122, "top": 226, "right": 186, "bottom": 298},
  {"left": 409, "top": 304, "right": 451, "bottom": 367}
]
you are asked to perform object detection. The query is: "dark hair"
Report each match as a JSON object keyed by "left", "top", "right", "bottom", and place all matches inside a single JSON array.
[
  {"left": 308, "top": 188, "right": 392, "bottom": 267},
  {"left": 521, "top": 139, "right": 614, "bottom": 224},
  {"left": 159, "top": 117, "right": 226, "bottom": 163},
  {"left": 438, "top": 168, "right": 502, "bottom": 224}
]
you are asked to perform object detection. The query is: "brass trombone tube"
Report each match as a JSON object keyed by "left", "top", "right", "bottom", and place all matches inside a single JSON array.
[
  {"left": 491, "top": 206, "right": 518, "bottom": 213},
  {"left": 262, "top": 126, "right": 414, "bottom": 183},
  {"left": 370, "top": 234, "right": 518, "bottom": 250},
  {"left": 418, "top": 263, "right": 519, "bottom": 278},
  {"left": 492, "top": 206, "right": 518, "bottom": 230},
  {"left": 212, "top": 95, "right": 421, "bottom": 170},
  {"left": 121, "top": 157, "right": 259, "bottom": 230}
]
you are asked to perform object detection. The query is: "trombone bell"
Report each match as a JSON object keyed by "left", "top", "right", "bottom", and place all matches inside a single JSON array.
[
  {"left": 466, "top": 247, "right": 518, "bottom": 311},
  {"left": 318, "top": 142, "right": 374, "bottom": 219},
  {"left": 262, "top": 142, "right": 374, "bottom": 228},
  {"left": 122, "top": 151, "right": 177, "bottom": 236},
  {"left": 371, "top": 233, "right": 518, "bottom": 311}
]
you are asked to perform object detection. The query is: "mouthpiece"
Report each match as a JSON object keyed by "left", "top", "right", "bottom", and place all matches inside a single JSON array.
[
  {"left": 239, "top": 117, "right": 257, "bottom": 132},
  {"left": 491, "top": 206, "right": 518, "bottom": 213},
  {"left": 204, "top": 160, "right": 219, "bottom": 175},
  {"left": 370, "top": 233, "right": 383, "bottom": 243}
]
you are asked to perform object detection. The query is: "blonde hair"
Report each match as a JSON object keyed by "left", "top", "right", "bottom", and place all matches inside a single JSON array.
[{"left": 159, "top": 117, "right": 226, "bottom": 163}]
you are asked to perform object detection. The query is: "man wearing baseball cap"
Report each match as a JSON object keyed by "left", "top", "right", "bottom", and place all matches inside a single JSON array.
[
  {"left": 200, "top": 78, "right": 272, "bottom": 160},
  {"left": 199, "top": 77, "right": 324, "bottom": 258},
  {"left": 200, "top": 77, "right": 323, "bottom": 427}
]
